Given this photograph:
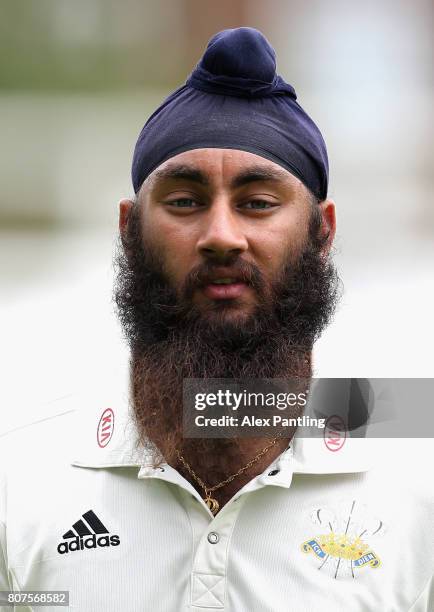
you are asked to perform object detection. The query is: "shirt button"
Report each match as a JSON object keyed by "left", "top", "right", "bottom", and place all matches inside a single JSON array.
[
  {"left": 268, "top": 469, "right": 279, "bottom": 476},
  {"left": 207, "top": 532, "right": 219, "bottom": 544}
]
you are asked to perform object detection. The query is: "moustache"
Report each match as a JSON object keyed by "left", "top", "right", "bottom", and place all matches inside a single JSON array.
[{"left": 181, "top": 257, "right": 266, "bottom": 300}]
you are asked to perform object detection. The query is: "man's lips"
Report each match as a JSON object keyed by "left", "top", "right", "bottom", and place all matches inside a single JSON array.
[
  {"left": 194, "top": 266, "right": 253, "bottom": 300},
  {"left": 201, "top": 281, "right": 249, "bottom": 300}
]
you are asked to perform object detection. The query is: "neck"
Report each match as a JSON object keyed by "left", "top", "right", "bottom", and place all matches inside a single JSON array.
[
  {"left": 131, "top": 342, "right": 312, "bottom": 512},
  {"left": 172, "top": 433, "right": 294, "bottom": 511}
]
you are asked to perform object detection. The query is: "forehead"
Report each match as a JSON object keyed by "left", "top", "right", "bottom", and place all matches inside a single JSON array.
[{"left": 144, "top": 148, "right": 305, "bottom": 191}]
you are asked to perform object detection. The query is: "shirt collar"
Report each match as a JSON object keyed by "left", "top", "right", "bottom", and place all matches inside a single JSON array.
[{"left": 70, "top": 389, "right": 374, "bottom": 475}]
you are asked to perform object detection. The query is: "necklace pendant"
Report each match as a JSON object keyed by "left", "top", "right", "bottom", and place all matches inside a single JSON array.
[{"left": 205, "top": 496, "right": 220, "bottom": 515}]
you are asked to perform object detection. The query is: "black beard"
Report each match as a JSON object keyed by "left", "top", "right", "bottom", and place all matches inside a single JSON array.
[
  {"left": 114, "top": 203, "right": 340, "bottom": 373},
  {"left": 113, "top": 202, "right": 340, "bottom": 464}
]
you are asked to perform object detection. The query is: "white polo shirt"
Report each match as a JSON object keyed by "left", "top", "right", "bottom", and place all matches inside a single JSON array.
[{"left": 0, "top": 390, "right": 433, "bottom": 612}]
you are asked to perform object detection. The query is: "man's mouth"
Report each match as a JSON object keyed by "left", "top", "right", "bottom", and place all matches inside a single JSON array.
[
  {"left": 210, "top": 278, "right": 238, "bottom": 285},
  {"left": 201, "top": 278, "right": 249, "bottom": 300}
]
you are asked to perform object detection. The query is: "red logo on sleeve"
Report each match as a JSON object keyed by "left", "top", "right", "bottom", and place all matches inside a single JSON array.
[{"left": 97, "top": 408, "right": 115, "bottom": 448}]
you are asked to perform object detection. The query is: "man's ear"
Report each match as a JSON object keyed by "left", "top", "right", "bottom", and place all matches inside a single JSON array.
[
  {"left": 318, "top": 198, "right": 336, "bottom": 256},
  {"left": 118, "top": 198, "right": 135, "bottom": 237}
]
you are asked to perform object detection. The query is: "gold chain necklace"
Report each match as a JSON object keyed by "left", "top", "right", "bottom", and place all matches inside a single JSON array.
[{"left": 175, "top": 435, "right": 283, "bottom": 515}]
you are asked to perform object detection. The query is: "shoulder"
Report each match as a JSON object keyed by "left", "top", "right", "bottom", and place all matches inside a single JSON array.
[
  {"left": 0, "top": 396, "right": 78, "bottom": 468},
  {"left": 0, "top": 397, "right": 78, "bottom": 530},
  {"left": 0, "top": 388, "right": 141, "bottom": 505},
  {"left": 367, "top": 438, "right": 433, "bottom": 501}
]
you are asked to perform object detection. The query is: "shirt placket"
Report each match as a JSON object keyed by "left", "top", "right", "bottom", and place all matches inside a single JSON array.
[
  {"left": 137, "top": 448, "right": 294, "bottom": 611},
  {"left": 189, "top": 496, "right": 245, "bottom": 610}
]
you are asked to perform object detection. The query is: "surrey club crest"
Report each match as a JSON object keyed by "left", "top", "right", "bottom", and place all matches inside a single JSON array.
[{"left": 301, "top": 500, "right": 385, "bottom": 579}]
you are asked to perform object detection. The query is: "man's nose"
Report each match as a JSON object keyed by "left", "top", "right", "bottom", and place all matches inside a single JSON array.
[{"left": 196, "top": 199, "right": 248, "bottom": 259}]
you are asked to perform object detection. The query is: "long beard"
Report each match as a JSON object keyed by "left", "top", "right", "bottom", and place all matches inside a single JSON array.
[{"left": 114, "top": 203, "right": 340, "bottom": 470}]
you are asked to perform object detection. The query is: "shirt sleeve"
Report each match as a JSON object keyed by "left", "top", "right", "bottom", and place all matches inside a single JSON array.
[
  {"left": 0, "top": 521, "right": 9, "bottom": 586},
  {"left": 0, "top": 463, "right": 13, "bottom": 611},
  {"left": 409, "top": 575, "right": 434, "bottom": 612},
  {"left": 0, "top": 521, "right": 13, "bottom": 612}
]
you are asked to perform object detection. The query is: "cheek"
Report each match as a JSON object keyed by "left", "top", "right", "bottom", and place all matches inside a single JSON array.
[
  {"left": 252, "top": 217, "right": 309, "bottom": 272},
  {"left": 144, "top": 218, "right": 197, "bottom": 285}
]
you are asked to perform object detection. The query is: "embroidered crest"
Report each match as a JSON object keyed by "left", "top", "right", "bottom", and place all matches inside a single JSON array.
[{"left": 301, "top": 500, "right": 385, "bottom": 579}]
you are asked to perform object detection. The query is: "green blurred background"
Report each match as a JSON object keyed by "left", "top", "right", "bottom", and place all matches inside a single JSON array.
[{"left": 1, "top": 0, "right": 433, "bottom": 431}]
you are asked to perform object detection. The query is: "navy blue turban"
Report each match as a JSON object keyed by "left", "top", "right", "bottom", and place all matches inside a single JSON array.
[{"left": 132, "top": 27, "right": 329, "bottom": 201}]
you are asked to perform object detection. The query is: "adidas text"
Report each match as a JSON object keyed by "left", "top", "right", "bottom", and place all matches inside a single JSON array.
[{"left": 57, "top": 534, "right": 120, "bottom": 554}]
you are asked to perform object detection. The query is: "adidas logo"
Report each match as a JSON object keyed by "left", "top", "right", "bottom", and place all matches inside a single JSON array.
[{"left": 57, "top": 509, "right": 120, "bottom": 555}]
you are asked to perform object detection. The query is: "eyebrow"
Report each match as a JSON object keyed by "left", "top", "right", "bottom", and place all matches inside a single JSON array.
[
  {"left": 150, "top": 162, "right": 291, "bottom": 190},
  {"left": 229, "top": 166, "right": 290, "bottom": 189},
  {"left": 151, "top": 164, "right": 210, "bottom": 187}
]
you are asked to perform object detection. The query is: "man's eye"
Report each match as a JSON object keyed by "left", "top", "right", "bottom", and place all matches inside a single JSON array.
[
  {"left": 241, "top": 200, "right": 275, "bottom": 210},
  {"left": 166, "top": 199, "right": 199, "bottom": 208}
]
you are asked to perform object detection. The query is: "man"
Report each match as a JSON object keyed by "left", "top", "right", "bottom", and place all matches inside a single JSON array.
[{"left": 0, "top": 27, "right": 432, "bottom": 612}]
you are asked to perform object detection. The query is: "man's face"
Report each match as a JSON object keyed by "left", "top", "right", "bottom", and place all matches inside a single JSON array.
[
  {"left": 116, "top": 148, "right": 338, "bottom": 463},
  {"left": 122, "top": 148, "right": 334, "bottom": 327}
]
